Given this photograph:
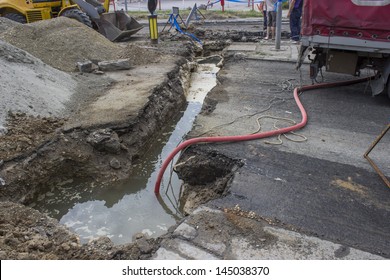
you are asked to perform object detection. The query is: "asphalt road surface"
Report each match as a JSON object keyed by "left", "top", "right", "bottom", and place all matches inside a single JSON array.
[{"left": 191, "top": 58, "right": 390, "bottom": 257}]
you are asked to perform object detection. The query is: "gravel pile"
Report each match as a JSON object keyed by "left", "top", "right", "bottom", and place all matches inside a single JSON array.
[
  {"left": 0, "top": 17, "right": 123, "bottom": 72},
  {"left": 0, "top": 39, "right": 76, "bottom": 130},
  {"left": 0, "top": 17, "right": 21, "bottom": 32}
]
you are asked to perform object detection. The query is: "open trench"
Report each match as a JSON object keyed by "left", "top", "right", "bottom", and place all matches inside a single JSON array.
[
  {"left": 0, "top": 45, "right": 241, "bottom": 246},
  {"left": 32, "top": 56, "right": 234, "bottom": 245}
]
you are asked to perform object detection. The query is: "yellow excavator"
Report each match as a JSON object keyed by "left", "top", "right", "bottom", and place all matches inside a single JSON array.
[{"left": 0, "top": 0, "right": 143, "bottom": 41}]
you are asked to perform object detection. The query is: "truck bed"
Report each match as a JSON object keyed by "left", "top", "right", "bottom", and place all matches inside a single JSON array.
[{"left": 301, "top": 35, "right": 390, "bottom": 54}]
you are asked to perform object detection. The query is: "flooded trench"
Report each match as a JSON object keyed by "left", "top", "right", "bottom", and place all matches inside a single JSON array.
[{"left": 30, "top": 57, "right": 222, "bottom": 245}]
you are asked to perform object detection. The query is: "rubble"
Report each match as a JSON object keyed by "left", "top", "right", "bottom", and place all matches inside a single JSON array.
[
  {"left": 0, "top": 15, "right": 185, "bottom": 259},
  {"left": 98, "top": 58, "right": 132, "bottom": 71}
]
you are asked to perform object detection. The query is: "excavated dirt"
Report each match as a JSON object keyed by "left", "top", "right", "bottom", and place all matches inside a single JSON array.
[
  {"left": 0, "top": 16, "right": 198, "bottom": 259},
  {"left": 0, "top": 17, "right": 165, "bottom": 72},
  {"left": 0, "top": 201, "right": 159, "bottom": 260},
  {"left": 0, "top": 113, "right": 64, "bottom": 161},
  {"left": 0, "top": 38, "right": 78, "bottom": 128},
  {"left": 174, "top": 147, "right": 243, "bottom": 214},
  {"left": 0, "top": 15, "right": 239, "bottom": 259},
  {"left": 0, "top": 17, "right": 122, "bottom": 72}
]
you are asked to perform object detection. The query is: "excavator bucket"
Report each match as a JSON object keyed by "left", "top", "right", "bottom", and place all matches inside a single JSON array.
[{"left": 94, "top": 10, "right": 143, "bottom": 42}]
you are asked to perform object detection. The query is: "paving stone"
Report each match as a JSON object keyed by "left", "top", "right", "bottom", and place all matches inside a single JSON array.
[
  {"left": 228, "top": 226, "right": 385, "bottom": 260},
  {"left": 152, "top": 248, "right": 185, "bottom": 260},
  {"left": 227, "top": 44, "right": 257, "bottom": 51},
  {"left": 173, "top": 222, "right": 197, "bottom": 240},
  {"left": 197, "top": 241, "right": 226, "bottom": 256},
  {"left": 174, "top": 239, "right": 220, "bottom": 260},
  {"left": 76, "top": 60, "right": 93, "bottom": 73}
]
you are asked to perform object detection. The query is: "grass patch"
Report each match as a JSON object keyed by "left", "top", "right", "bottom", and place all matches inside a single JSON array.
[
  {"left": 127, "top": 3, "right": 290, "bottom": 20},
  {"left": 128, "top": 9, "right": 267, "bottom": 20}
]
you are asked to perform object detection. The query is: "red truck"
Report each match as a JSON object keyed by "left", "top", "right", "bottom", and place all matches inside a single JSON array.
[{"left": 298, "top": 0, "right": 390, "bottom": 97}]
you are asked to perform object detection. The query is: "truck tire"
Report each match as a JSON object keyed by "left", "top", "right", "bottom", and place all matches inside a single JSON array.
[
  {"left": 3, "top": 13, "right": 27, "bottom": 24},
  {"left": 61, "top": 8, "right": 92, "bottom": 28}
]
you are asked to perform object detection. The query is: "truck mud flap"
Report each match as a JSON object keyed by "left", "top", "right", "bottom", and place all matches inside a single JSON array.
[{"left": 95, "top": 11, "right": 143, "bottom": 42}]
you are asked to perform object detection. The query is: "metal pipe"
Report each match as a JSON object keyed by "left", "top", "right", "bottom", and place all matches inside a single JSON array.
[{"left": 275, "top": 0, "right": 282, "bottom": 50}]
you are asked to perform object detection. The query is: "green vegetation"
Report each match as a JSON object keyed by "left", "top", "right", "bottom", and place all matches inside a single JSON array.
[
  {"left": 128, "top": 5, "right": 289, "bottom": 20},
  {"left": 203, "top": 9, "right": 262, "bottom": 18}
]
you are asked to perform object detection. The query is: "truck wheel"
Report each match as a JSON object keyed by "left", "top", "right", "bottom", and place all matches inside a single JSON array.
[
  {"left": 3, "top": 13, "right": 27, "bottom": 24},
  {"left": 61, "top": 8, "right": 92, "bottom": 28}
]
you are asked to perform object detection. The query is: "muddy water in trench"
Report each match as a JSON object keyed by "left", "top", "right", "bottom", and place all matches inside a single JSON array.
[{"left": 31, "top": 59, "right": 221, "bottom": 245}]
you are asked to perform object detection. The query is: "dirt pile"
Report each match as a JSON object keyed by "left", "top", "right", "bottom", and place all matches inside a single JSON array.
[
  {"left": 0, "top": 17, "right": 21, "bottom": 32},
  {"left": 0, "top": 17, "right": 122, "bottom": 72},
  {"left": 0, "top": 201, "right": 81, "bottom": 259},
  {"left": 118, "top": 43, "right": 164, "bottom": 66},
  {"left": 0, "top": 39, "right": 77, "bottom": 130},
  {"left": 0, "top": 201, "right": 158, "bottom": 260},
  {"left": 0, "top": 113, "right": 64, "bottom": 161}
]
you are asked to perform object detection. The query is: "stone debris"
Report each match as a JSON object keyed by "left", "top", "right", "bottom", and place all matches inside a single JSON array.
[
  {"left": 76, "top": 60, "right": 94, "bottom": 73},
  {"left": 98, "top": 58, "right": 131, "bottom": 71},
  {"left": 86, "top": 129, "right": 121, "bottom": 154}
]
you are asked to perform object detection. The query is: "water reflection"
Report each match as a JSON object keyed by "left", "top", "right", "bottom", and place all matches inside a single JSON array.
[
  {"left": 32, "top": 62, "right": 220, "bottom": 244},
  {"left": 61, "top": 104, "right": 205, "bottom": 243}
]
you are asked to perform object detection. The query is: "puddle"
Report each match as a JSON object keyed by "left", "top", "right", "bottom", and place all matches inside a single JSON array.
[{"left": 30, "top": 57, "right": 221, "bottom": 245}]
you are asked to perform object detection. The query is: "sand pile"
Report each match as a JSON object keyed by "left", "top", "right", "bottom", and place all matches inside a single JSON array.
[
  {"left": 0, "top": 17, "right": 123, "bottom": 72},
  {"left": 0, "top": 39, "right": 76, "bottom": 129},
  {"left": 0, "top": 17, "right": 22, "bottom": 32},
  {"left": 119, "top": 43, "right": 164, "bottom": 66}
]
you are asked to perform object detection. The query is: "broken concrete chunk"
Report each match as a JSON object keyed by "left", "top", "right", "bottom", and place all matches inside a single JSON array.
[
  {"left": 98, "top": 59, "right": 131, "bottom": 71},
  {"left": 76, "top": 60, "right": 93, "bottom": 73},
  {"left": 86, "top": 128, "right": 121, "bottom": 154}
]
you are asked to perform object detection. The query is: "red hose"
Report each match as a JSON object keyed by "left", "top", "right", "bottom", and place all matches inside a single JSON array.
[{"left": 154, "top": 77, "right": 372, "bottom": 194}]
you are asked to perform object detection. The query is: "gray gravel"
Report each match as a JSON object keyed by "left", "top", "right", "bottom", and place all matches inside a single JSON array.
[{"left": 0, "top": 40, "right": 76, "bottom": 132}]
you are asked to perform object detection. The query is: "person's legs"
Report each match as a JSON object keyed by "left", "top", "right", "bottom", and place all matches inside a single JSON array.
[
  {"left": 290, "top": 8, "right": 302, "bottom": 41},
  {"left": 263, "top": 10, "right": 267, "bottom": 30},
  {"left": 265, "top": 11, "right": 272, "bottom": 39},
  {"left": 265, "top": 11, "right": 277, "bottom": 40}
]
